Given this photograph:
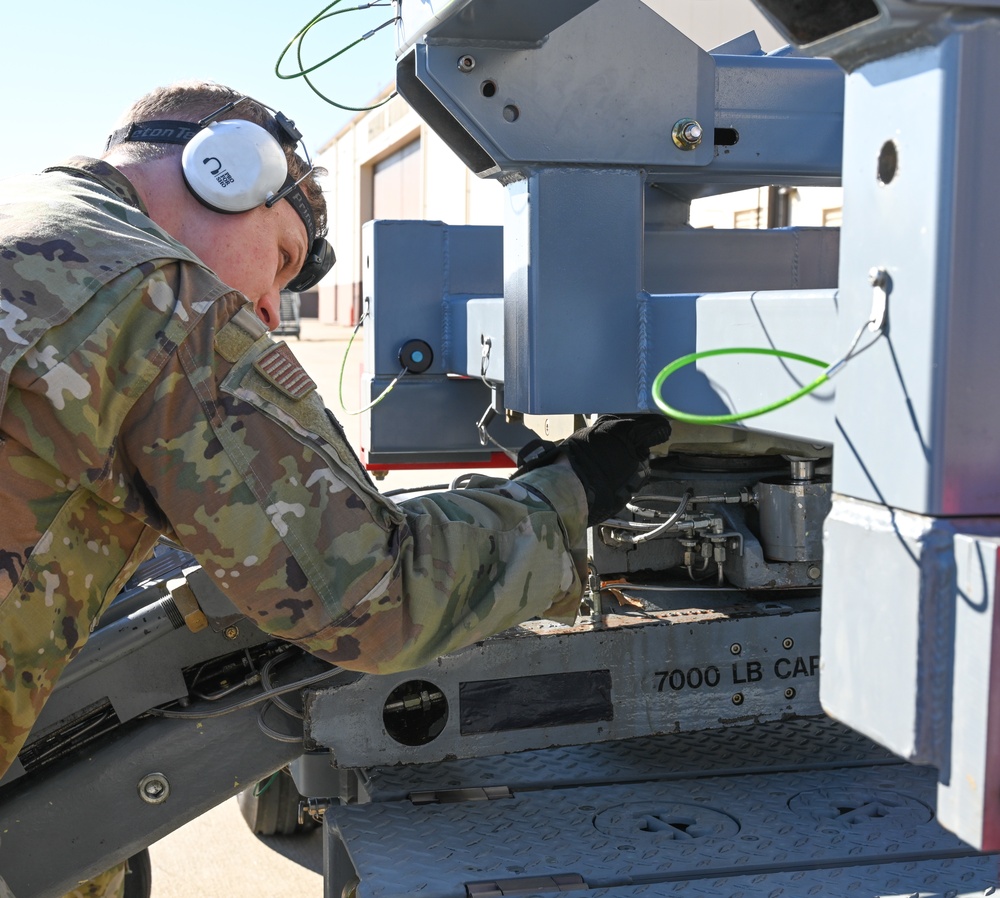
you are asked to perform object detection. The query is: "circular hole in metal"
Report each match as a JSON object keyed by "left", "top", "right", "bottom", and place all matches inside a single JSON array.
[
  {"left": 503, "top": 104, "right": 520, "bottom": 123},
  {"left": 382, "top": 679, "right": 449, "bottom": 746},
  {"left": 481, "top": 80, "right": 497, "bottom": 98},
  {"left": 877, "top": 140, "right": 898, "bottom": 185}
]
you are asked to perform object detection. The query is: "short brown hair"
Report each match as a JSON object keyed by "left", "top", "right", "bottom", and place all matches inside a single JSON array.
[{"left": 107, "top": 80, "right": 327, "bottom": 236}]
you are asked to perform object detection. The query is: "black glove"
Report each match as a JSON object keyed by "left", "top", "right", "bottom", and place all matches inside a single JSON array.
[{"left": 516, "top": 415, "right": 672, "bottom": 526}]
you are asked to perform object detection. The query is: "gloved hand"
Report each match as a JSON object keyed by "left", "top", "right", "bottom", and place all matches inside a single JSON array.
[{"left": 516, "top": 415, "right": 672, "bottom": 526}]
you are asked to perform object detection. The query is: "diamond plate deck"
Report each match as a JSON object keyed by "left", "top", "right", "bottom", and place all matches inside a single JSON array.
[
  {"left": 360, "top": 716, "right": 896, "bottom": 801},
  {"left": 326, "top": 721, "right": 999, "bottom": 898},
  {"left": 460, "top": 859, "right": 1000, "bottom": 898}
]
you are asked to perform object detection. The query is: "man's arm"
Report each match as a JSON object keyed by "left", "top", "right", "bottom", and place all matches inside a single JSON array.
[{"left": 122, "top": 290, "right": 591, "bottom": 674}]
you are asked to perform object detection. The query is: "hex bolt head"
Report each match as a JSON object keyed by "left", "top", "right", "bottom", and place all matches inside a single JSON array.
[
  {"left": 672, "top": 118, "right": 703, "bottom": 150},
  {"left": 138, "top": 773, "right": 170, "bottom": 805}
]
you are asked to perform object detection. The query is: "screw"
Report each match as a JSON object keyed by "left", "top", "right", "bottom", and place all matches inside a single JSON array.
[
  {"left": 730, "top": 643, "right": 742, "bottom": 655},
  {"left": 732, "top": 692, "right": 744, "bottom": 706},
  {"left": 457, "top": 55, "right": 476, "bottom": 73},
  {"left": 782, "top": 637, "right": 794, "bottom": 650},
  {"left": 224, "top": 625, "right": 239, "bottom": 640},
  {"left": 138, "top": 773, "right": 170, "bottom": 805},
  {"left": 785, "top": 687, "right": 796, "bottom": 699},
  {"left": 672, "top": 118, "right": 703, "bottom": 151}
]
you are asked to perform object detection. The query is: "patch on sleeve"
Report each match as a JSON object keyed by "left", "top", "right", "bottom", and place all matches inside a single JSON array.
[{"left": 254, "top": 343, "right": 317, "bottom": 400}]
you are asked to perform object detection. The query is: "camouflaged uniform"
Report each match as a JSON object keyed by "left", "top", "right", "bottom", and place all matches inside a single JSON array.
[{"left": 0, "top": 158, "right": 588, "bottom": 792}]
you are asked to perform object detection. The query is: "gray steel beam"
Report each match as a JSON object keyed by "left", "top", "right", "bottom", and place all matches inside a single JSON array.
[
  {"left": 306, "top": 593, "right": 822, "bottom": 767},
  {"left": 0, "top": 706, "right": 300, "bottom": 898}
]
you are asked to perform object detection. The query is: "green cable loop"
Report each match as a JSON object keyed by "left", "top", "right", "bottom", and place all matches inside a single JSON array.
[
  {"left": 275, "top": 1, "right": 399, "bottom": 113},
  {"left": 652, "top": 347, "right": 830, "bottom": 425}
]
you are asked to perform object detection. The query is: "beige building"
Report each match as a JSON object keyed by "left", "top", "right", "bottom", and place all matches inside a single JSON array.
[{"left": 313, "top": 0, "right": 843, "bottom": 324}]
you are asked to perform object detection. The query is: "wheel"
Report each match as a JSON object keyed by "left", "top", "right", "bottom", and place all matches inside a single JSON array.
[
  {"left": 237, "top": 769, "right": 315, "bottom": 836},
  {"left": 123, "top": 848, "right": 152, "bottom": 898}
]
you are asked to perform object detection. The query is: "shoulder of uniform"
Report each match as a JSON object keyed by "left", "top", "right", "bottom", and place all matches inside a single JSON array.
[
  {"left": 44, "top": 156, "right": 148, "bottom": 213},
  {"left": 215, "top": 307, "right": 269, "bottom": 362}
]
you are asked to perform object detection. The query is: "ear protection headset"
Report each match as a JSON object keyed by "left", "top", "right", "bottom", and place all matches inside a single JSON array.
[{"left": 105, "top": 97, "right": 335, "bottom": 291}]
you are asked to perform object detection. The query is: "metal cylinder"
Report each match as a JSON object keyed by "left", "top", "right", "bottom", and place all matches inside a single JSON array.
[{"left": 757, "top": 477, "right": 832, "bottom": 562}]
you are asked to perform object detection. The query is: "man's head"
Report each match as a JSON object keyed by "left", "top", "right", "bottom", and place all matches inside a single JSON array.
[{"left": 103, "top": 81, "right": 330, "bottom": 329}]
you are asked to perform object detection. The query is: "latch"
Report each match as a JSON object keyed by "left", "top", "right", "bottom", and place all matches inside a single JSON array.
[
  {"left": 409, "top": 785, "right": 512, "bottom": 805},
  {"left": 466, "top": 873, "right": 588, "bottom": 896}
]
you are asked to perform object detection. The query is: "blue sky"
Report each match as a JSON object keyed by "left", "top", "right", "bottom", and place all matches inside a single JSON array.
[{"left": 2, "top": 0, "right": 397, "bottom": 178}]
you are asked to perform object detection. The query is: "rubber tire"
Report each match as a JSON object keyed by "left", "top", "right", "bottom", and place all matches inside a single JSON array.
[
  {"left": 237, "top": 772, "right": 313, "bottom": 836},
  {"left": 123, "top": 848, "right": 152, "bottom": 898}
]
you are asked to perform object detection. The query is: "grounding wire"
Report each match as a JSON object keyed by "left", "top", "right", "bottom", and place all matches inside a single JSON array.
[
  {"left": 652, "top": 318, "right": 884, "bottom": 425},
  {"left": 337, "top": 315, "right": 408, "bottom": 415},
  {"left": 276, "top": 1, "right": 399, "bottom": 112}
]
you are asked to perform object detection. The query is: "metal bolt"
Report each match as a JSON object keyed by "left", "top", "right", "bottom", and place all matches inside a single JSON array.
[
  {"left": 732, "top": 692, "right": 744, "bottom": 706},
  {"left": 672, "top": 118, "right": 703, "bottom": 151},
  {"left": 785, "top": 687, "right": 796, "bottom": 700},
  {"left": 782, "top": 637, "right": 794, "bottom": 650},
  {"left": 788, "top": 458, "right": 815, "bottom": 481},
  {"left": 730, "top": 643, "right": 742, "bottom": 655},
  {"left": 224, "top": 625, "right": 239, "bottom": 640},
  {"left": 807, "top": 565, "right": 821, "bottom": 580},
  {"left": 869, "top": 267, "right": 888, "bottom": 289},
  {"left": 138, "top": 773, "right": 170, "bottom": 805},
  {"left": 457, "top": 55, "right": 476, "bottom": 73}
]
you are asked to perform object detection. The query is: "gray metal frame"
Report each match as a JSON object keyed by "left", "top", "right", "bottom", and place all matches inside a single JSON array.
[
  {"left": 307, "top": 591, "right": 822, "bottom": 766},
  {"left": 362, "top": 0, "right": 1000, "bottom": 855}
]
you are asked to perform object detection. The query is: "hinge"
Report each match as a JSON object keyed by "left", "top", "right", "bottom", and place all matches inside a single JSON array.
[
  {"left": 466, "top": 873, "right": 587, "bottom": 896},
  {"left": 409, "top": 785, "right": 512, "bottom": 805}
]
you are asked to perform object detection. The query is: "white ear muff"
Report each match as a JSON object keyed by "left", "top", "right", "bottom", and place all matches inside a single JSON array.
[{"left": 180, "top": 119, "right": 288, "bottom": 213}]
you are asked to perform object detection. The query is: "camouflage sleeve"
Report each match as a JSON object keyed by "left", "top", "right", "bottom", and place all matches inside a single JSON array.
[{"left": 122, "top": 276, "right": 588, "bottom": 674}]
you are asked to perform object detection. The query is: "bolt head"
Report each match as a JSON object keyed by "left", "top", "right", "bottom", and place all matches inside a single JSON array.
[
  {"left": 868, "top": 267, "right": 888, "bottom": 287},
  {"left": 138, "top": 773, "right": 170, "bottom": 804},
  {"left": 672, "top": 118, "right": 704, "bottom": 150}
]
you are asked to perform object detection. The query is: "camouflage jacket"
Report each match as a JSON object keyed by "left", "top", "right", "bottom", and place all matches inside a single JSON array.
[{"left": 0, "top": 159, "right": 588, "bottom": 776}]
